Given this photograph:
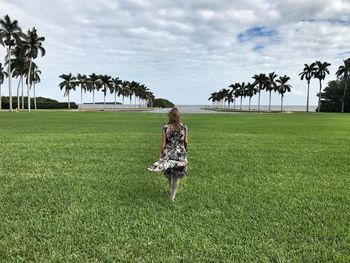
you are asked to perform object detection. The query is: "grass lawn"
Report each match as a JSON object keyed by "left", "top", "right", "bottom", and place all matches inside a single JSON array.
[{"left": 0, "top": 111, "right": 349, "bottom": 262}]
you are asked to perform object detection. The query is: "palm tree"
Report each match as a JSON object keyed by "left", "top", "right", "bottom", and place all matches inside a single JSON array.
[
  {"left": 229, "top": 83, "right": 239, "bottom": 110},
  {"left": 245, "top": 82, "right": 258, "bottom": 111},
  {"left": 22, "top": 27, "right": 45, "bottom": 112},
  {"left": 252, "top": 73, "right": 268, "bottom": 111},
  {"left": 335, "top": 58, "right": 350, "bottom": 113},
  {"left": 266, "top": 72, "right": 278, "bottom": 112},
  {"left": 120, "top": 80, "right": 129, "bottom": 106},
  {"left": 0, "top": 15, "right": 22, "bottom": 111},
  {"left": 77, "top": 74, "right": 88, "bottom": 109},
  {"left": 208, "top": 92, "right": 218, "bottom": 108},
  {"left": 299, "top": 63, "right": 316, "bottom": 112},
  {"left": 99, "top": 75, "right": 113, "bottom": 108},
  {"left": 10, "top": 43, "right": 27, "bottom": 110},
  {"left": 224, "top": 89, "right": 234, "bottom": 109},
  {"left": 89, "top": 73, "right": 100, "bottom": 110},
  {"left": 315, "top": 61, "right": 331, "bottom": 112},
  {"left": 276, "top": 75, "right": 292, "bottom": 111},
  {"left": 235, "top": 83, "right": 246, "bottom": 110},
  {"left": 0, "top": 62, "right": 8, "bottom": 109},
  {"left": 58, "top": 73, "right": 76, "bottom": 109},
  {"left": 112, "top": 77, "right": 122, "bottom": 108}
]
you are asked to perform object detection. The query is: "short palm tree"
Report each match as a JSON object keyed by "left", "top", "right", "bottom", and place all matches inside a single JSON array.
[
  {"left": 22, "top": 27, "right": 45, "bottom": 112},
  {"left": 77, "top": 74, "right": 88, "bottom": 109},
  {"left": 245, "top": 82, "right": 258, "bottom": 111},
  {"left": 99, "top": 75, "right": 113, "bottom": 108},
  {"left": 315, "top": 61, "right": 331, "bottom": 112},
  {"left": 89, "top": 73, "right": 100, "bottom": 110},
  {"left": 266, "top": 72, "right": 278, "bottom": 112},
  {"left": 0, "top": 62, "right": 8, "bottom": 109},
  {"left": 0, "top": 15, "right": 22, "bottom": 111},
  {"left": 299, "top": 63, "right": 316, "bottom": 112},
  {"left": 58, "top": 73, "right": 76, "bottom": 109},
  {"left": 276, "top": 75, "right": 292, "bottom": 111},
  {"left": 235, "top": 82, "right": 246, "bottom": 110},
  {"left": 336, "top": 58, "right": 350, "bottom": 113},
  {"left": 229, "top": 83, "right": 239, "bottom": 110},
  {"left": 112, "top": 77, "right": 122, "bottom": 107},
  {"left": 252, "top": 73, "right": 268, "bottom": 111}
]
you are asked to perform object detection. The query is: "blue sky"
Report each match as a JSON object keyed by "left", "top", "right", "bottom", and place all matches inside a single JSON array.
[{"left": 1, "top": 0, "right": 350, "bottom": 105}]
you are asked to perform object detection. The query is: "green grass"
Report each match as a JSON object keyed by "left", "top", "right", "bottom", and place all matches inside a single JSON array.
[{"left": 0, "top": 111, "right": 349, "bottom": 262}]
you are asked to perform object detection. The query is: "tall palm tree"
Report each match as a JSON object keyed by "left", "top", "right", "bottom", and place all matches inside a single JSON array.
[
  {"left": 266, "top": 72, "right": 278, "bottom": 112},
  {"left": 22, "top": 27, "right": 45, "bottom": 112},
  {"left": 276, "top": 75, "right": 292, "bottom": 111},
  {"left": 252, "top": 73, "right": 268, "bottom": 111},
  {"left": 10, "top": 43, "right": 27, "bottom": 110},
  {"left": 58, "top": 73, "right": 76, "bottom": 109},
  {"left": 336, "top": 58, "right": 350, "bottom": 113},
  {"left": 315, "top": 61, "right": 331, "bottom": 112},
  {"left": 299, "top": 63, "right": 317, "bottom": 112},
  {"left": 224, "top": 89, "right": 234, "bottom": 109},
  {"left": 208, "top": 92, "right": 218, "bottom": 108},
  {"left": 0, "top": 62, "right": 8, "bottom": 109},
  {"left": 77, "top": 73, "right": 88, "bottom": 109},
  {"left": 244, "top": 82, "right": 258, "bottom": 111},
  {"left": 0, "top": 15, "right": 22, "bottom": 112}
]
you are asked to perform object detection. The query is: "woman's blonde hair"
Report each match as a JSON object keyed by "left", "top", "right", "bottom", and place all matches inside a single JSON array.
[{"left": 168, "top": 107, "right": 181, "bottom": 130}]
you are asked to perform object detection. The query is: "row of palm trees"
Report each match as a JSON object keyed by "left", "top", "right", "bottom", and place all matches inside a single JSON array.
[
  {"left": 209, "top": 73, "right": 292, "bottom": 111},
  {"left": 300, "top": 59, "right": 350, "bottom": 113},
  {"left": 58, "top": 73, "right": 155, "bottom": 109},
  {"left": 0, "top": 14, "right": 45, "bottom": 111},
  {"left": 209, "top": 59, "right": 349, "bottom": 113}
]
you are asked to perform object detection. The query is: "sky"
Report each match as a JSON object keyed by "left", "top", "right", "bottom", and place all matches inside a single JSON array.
[{"left": 1, "top": 0, "right": 350, "bottom": 105}]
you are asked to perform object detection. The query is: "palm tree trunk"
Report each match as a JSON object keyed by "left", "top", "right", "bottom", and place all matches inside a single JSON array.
[
  {"left": 68, "top": 89, "right": 70, "bottom": 109},
  {"left": 269, "top": 90, "right": 272, "bottom": 112},
  {"left": 240, "top": 96, "right": 243, "bottom": 110},
  {"left": 258, "top": 88, "right": 261, "bottom": 111},
  {"left": 104, "top": 90, "right": 106, "bottom": 108},
  {"left": 16, "top": 77, "right": 21, "bottom": 110},
  {"left": 21, "top": 78, "right": 24, "bottom": 110},
  {"left": 318, "top": 79, "right": 322, "bottom": 112},
  {"left": 122, "top": 96, "right": 124, "bottom": 105},
  {"left": 114, "top": 90, "right": 117, "bottom": 108},
  {"left": 7, "top": 48, "right": 13, "bottom": 112},
  {"left": 281, "top": 95, "right": 283, "bottom": 112},
  {"left": 233, "top": 97, "right": 236, "bottom": 110},
  {"left": 27, "top": 59, "right": 33, "bottom": 112},
  {"left": 130, "top": 96, "right": 132, "bottom": 108},
  {"left": 134, "top": 95, "right": 137, "bottom": 108},
  {"left": 80, "top": 86, "right": 83, "bottom": 111},
  {"left": 34, "top": 84, "right": 37, "bottom": 110},
  {"left": 306, "top": 81, "right": 310, "bottom": 112},
  {"left": 342, "top": 81, "right": 347, "bottom": 113},
  {"left": 249, "top": 97, "right": 251, "bottom": 111},
  {"left": 93, "top": 89, "right": 95, "bottom": 110}
]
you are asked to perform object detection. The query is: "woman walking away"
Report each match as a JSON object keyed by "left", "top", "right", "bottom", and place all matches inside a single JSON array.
[{"left": 148, "top": 107, "right": 189, "bottom": 201}]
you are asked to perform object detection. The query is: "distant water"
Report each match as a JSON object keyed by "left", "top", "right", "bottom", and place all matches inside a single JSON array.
[
  {"left": 148, "top": 105, "right": 317, "bottom": 113},
  {"left": 79, "top": 104, "right": 317, "bottom": 113}
]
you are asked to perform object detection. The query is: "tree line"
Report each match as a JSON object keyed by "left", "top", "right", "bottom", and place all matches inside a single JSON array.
[
  {"left": 58, "top": 73, "right": 155, "bottom": 109},
  {"left": 209, "top": 59, "right": 350, "bottom": 113},
  {"left": 0, "top": 15, "right": 45, "bottom": 112}
]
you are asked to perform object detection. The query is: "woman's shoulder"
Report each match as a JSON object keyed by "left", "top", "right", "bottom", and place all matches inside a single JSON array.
[{"left": 162, "top": 123, "right": 169, "bottom": 131}]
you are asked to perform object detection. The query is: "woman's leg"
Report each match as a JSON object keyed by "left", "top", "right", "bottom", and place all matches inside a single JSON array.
[{"left": 170, "top": 174, "right": 179, "bottom": 201}]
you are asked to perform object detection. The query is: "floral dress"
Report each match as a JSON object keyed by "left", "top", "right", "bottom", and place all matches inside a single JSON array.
[{"left": 148, "top": 123, "right": 188, "bottom": 179}]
